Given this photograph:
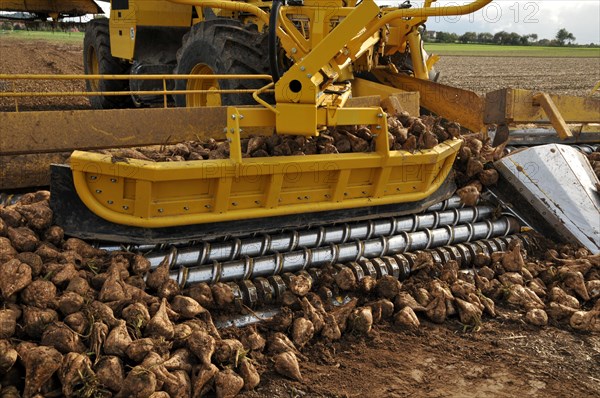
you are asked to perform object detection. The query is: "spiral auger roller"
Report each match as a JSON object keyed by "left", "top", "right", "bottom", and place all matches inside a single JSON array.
[
  {"left": 191, "top": 234, "right": 534, "bottom": 309},
  {"left": 138, "top": 197, "right": 493, "bottom": 269},
  {"left": 110, "top": 204, "right": 526, "bottom": 308},
  {"left": 172, "top": 215, "right": 519, "bottom": 285}
]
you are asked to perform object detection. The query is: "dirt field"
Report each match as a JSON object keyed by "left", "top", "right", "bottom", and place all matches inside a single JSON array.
[
  {"left": 1, "top": 38, "right": 599, "bottom": 111},
  {"left": 242, "top": 315, "right": 599, "bottom": 398},
  {"left": 437, "top": 56, "right": 600, "bottom": 97},
  {"left": 1, "top": 37, "right": 599, "bottom": 398},
  {"left": 0, "top": 38, "right": 87, "bottom": 111}
]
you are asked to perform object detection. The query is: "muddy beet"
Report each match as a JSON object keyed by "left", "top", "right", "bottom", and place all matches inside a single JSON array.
[
  {"left": 0, "top": 258, "right": 32, "bottom": 299},
  {"left": 22, "top": 346, "right": 63, "bottom": 398},
  {"left": 273, "top": 351, "right": 302, "bottom": 381}
]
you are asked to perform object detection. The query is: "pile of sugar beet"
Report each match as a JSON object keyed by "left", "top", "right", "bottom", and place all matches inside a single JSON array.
[
  {"left": 2, "top": 114, "right": 599, "bottom": 398},
  {"left": 99, "top": 112, "right": 463, "bottom": 161},
  {"left": 1, "top": 193, "right": 599, "bottom": 398},
  {"left": 100, "top": 112, "right": 503, "bottom": 207}
]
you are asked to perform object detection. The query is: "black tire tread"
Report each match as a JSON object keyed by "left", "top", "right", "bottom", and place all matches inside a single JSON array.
[
  {"left": 174, "top": 19, "right": 270, "bottom": 106},
  {"left": 83, "top": 19, "right": 133, "bottom": 109}
]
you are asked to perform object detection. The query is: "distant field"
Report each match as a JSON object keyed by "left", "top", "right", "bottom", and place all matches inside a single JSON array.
[
  {"left": 426, "top": 43, "right": 600, "bottom": 58},
  {"left": 2, "top": 31, "right": 599, "bottom": 57},
  {"left": 0, "top": 30, "right": 84, "bottom": 43},
  {"left": 1, "top": 28, "right": 598, "bottom": 103}
]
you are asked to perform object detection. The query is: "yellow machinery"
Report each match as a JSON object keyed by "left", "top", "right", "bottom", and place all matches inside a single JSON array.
[
  {"left": 84, "top": 0, "right": 452, "bottom": 110},
  {"left": 1, "top": 0, "right": 599, "bottom": 243},
  {"left": 56, "top": 0, "right": 495, "bottom": 237}
]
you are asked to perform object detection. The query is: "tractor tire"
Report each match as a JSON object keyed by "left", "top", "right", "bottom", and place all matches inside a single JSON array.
[
  {"left": 174, "top": 19, "right": 271, "bottom": 107},
  {"left": 83, "top": 19, "right": 133, "bottom": 109}
]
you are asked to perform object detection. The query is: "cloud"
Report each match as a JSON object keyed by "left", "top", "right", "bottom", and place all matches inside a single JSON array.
[
  {"left": 394, "top": 0, "right": 600, "bottom": 44},
  {"left": 94, "top": 0, "right": 600, "bottom": 44}
]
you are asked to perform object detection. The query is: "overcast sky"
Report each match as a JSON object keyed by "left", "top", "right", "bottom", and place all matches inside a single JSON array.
[
  {"left": 96, "top": 0, "right": 599, "bottom": 44},
  {"left": 383, "top": 1, "right": 600, "bottom": 44}
]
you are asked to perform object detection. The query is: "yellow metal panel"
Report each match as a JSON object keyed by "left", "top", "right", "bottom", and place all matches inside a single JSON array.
[
  {"left": 109, "top": 0, "right": 192, "bottom": 59},
  {"left": 484, "top": 88, "right": 600, "bottom": 124},
  {"left": 329, "top": 107, "right": 387, "bottom": 129},
  {"left": 373, "top": 71, "right": 485, "bottom": 133},
  {"left": 70, "top": 138, "right": 461, "bottom": 228},
  {"left": 532, "top": 93, "right": 573, "bottom": 140},
  {"left": 124, "top": 179, "right": 136, "bottom": 200},
  {"left": 0, "top": 107, "right": 241, "bottom": 156},
  {"left": 133, "top": 180, "right": 152, "bottom": 218},
  {"left": 264, "top": 174, "right": 284, "bottom": 208},
  {"left": 110, "top": 19, "right": 137, "bottom": 60},
  {"left": 372, "top": 167, "right": 392, "bottom": 198},
  {"left": 347, "top": 168, "right": 375, "bottom": 187},
  {"left": 136, "top": 0, "right": 192, "bottom": 26},
  {"left": 276, "top": 103, "right": 318, "bottom": 136},
  {"left": 213, "top": 177, "right": 233, "bottom": 213},
  {"left": 230, "top": 175, "right": 267, "bottom": 196},
  {"left": 332, "top": 169, "right": 351, "bottom": 202}
]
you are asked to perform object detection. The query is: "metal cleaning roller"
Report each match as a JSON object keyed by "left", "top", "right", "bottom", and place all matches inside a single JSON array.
[
  {"left": 170, "top": 216, "right": 520, "bottom": 287},
  {"left": 139, "top": 204, "right": 495, "bottom": 269},
  {"left": 96, "top": 194, "right": 476, "bottom": 258},
  {"left": 210, "top": 234, "right": 531, "bottom": 308}
]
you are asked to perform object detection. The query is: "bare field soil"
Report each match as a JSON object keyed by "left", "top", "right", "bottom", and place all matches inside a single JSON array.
[
  {"left": 1, "top": 39, "right": 599, "bottom": 112},
  {"left": 0, "top": 38, "right": 87, "bottom": 111},
  {"left": 437, "top": 56, "right": 600, "bottom": 97},
  {"left": 242, "top": 315, "right": 599, "bottom": 398},
  {"left": 1, "top": 37, "right": 599, "bottom": 398}
]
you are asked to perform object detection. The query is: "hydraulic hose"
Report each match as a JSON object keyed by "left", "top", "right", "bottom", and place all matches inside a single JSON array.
[{"left": 269, "top": 0, "right": 284, "bottom": 83}]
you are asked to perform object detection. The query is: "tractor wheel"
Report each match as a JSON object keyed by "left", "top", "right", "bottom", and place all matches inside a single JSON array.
[
  {"left": 83, "top": 19, "right": 133, "bottom": 109},
  {"left": 174, "top": 19, "right": 271, "bottom": 107}
]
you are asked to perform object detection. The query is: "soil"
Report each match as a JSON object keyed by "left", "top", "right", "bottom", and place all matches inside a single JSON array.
[
  {"left": 1, "top": 37, "right": 599, "bottom": 398},
  {"left": 244, "top": 315, "right": 600, "bottom": 398},
  {"left": 437, "top": 56, "right": 600, "bottom": 97},
  {"left": 0, "top": 38, "right": 88, "bottom": 111},
  {"left": 1, "top": 38, "right": 599, "bottom": 111}
]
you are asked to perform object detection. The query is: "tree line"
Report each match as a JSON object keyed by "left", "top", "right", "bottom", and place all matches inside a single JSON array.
[
  {"left": 425, "top": 28, "right": 597, "bottom": 47},
  {"left": 0, "top": 20, "right": 85, "bottom": 32}
]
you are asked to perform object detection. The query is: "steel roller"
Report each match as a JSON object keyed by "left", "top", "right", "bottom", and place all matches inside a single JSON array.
[
  {"left": 171, "top": 216, "right": 520, "bottom": 288},
  {"left": 94, "top": 196, "right": 478, "bottom": 256},
  {"left": 136, "top": 205, "right": 493, "bottom": 269},
  {"left": 212, "top": 234, "right": 531, "bottom": 308}
]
